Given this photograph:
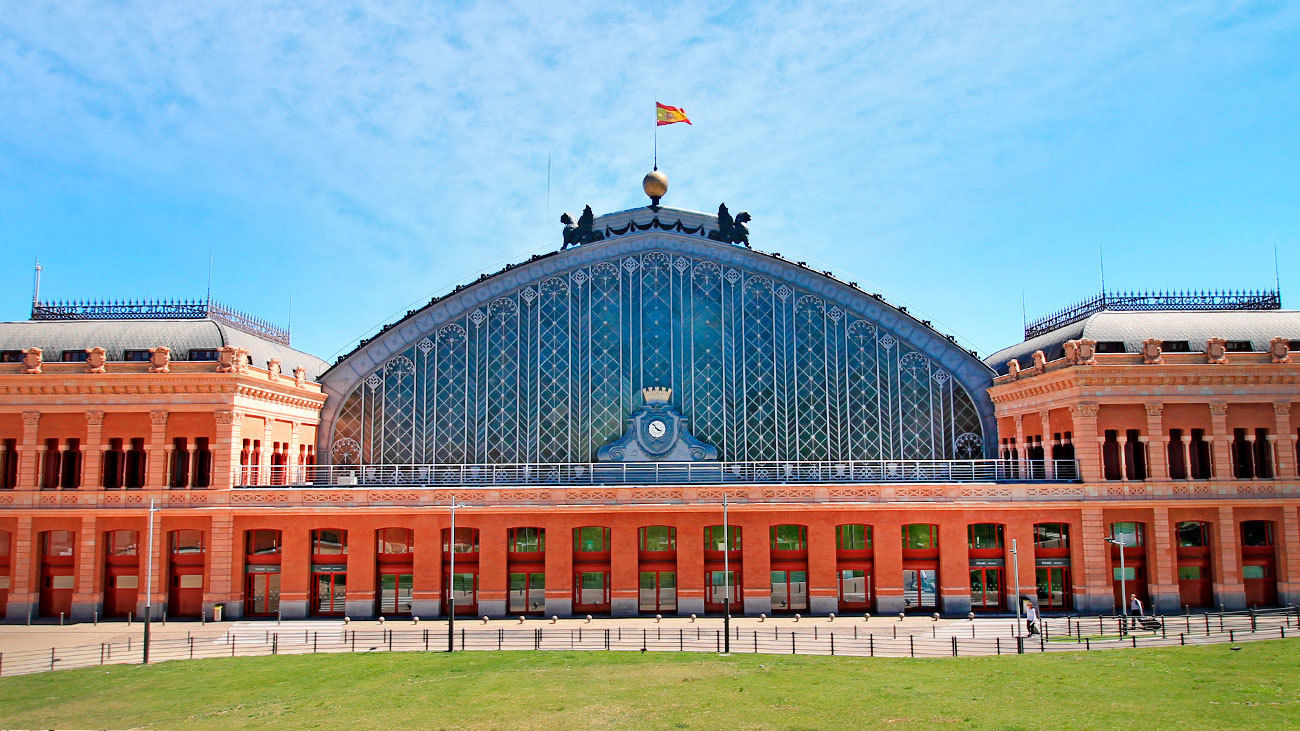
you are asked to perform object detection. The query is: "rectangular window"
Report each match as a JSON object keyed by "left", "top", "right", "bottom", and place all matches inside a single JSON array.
[
  {"left": 1094, "top": 341, "right": 1126, "bottom": 353},
  {"left": 707, "top": 570, "right": 738, "bottom": 604},
  {"left": 967, "top": 523, "right": 1004, "bottom": 550},
  {"left": 43, "top": 530, "right": 76, "bottom": 557},
  {"left": 106, "top": 530, "right": 138, "bottom": 556},
  {"left": 902, "top": 524, "right": 936, "bottom": 550},
  {"left": 1177, "top": 566, "right": 1202, "bottom": 580},
  {"left": 769, "top": 525, "right": 807, "bottom": 551},
  {"left": 1241, "top": 521, "right": 1273, "bottom": 547},
  {"left": 170, "top": 530, "right": 204, "bottom": 554},
  {"left": 1162, "top": 341, "right": 1191, "bottom": 352},
  {"left": 1242, "top": 565, "right": 1268, "bottom": 579},
  {"left": 60, "top": 350, "right": 89, "bottom": 362},
  {"left": 1033, "top": 523, "right": 1069, "bottom": 549},
  {"left": 704, "top": 525, "right": 741, "bottom": 551},
  {"left": 1176, "top": 522, "right": 1207, "bottom": 548},
  {"left": 578, "top": 571, "right": 608, "bottom": 606},
  {"left": 573, "top": 526, "right": 610, "bottom": 553},
  {"left": 114, "top": 574, "right": 139, "bottom": 589},
  {"left": 122, "top": 349, "right": 151, "bottom": 362},
  {"left": 188, "top": 349, "right": 220, "bottom": 361},
  {"left": 246, "top": 530, "right": 281, "bottom": 555},
  {"left": 1113, "top": 566, "right": 1137, "bottom": 581},
  {"left": 312, "top": 529, "right": 347, "bottom": 555},
  {"left": 770, "top": 570, "right": 808, "bottom": 612},
  {"left": 0, "top": 350, "right": 23, "bottom": 362},
  {"left": 1224, "top": 340, "right": 1253, "bottom": 352},
  {"left": 509, "top": 527, "right": 545, "bottom": 553},
  {"left": 1109, "top": 522, "right": 1144, "bottom": 547},
  {"left": 377, "top": 528, "right": 414, "bottom": 555},
  {"left": 379, "top": 574, "right": 414, "bottom": 614},
  {"left": 638, "top": 526, "right": 676, "bottom": 552},
  {"left": 836, "top": 524, "right": 871, "bottom": 550},
  {"left": 443, "top": 528, "right": 478, "bottom": 554}
]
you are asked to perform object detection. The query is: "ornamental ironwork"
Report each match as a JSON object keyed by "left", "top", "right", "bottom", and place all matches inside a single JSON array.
[
  {"left": 329, "top": 248, "right": 984, "bottom": 466},
  {"left": 31, "top": 297, "right": 291, "bottom": 345},
  {"left": 1024, "top": 288, "right": 1281, "bottom": 340}
]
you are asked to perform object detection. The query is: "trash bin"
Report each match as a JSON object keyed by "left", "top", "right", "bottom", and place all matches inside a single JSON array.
[{"left": 213, "top": 603, "right": 224, "bottom": 622}]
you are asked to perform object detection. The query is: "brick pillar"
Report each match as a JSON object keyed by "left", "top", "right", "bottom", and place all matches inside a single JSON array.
[
  {"left": 259, "top": 420, "right": 273, "bottom": 486},
  {"left": 287, "top": 422, "right": 301, "bottom": 484},
  {"left": 146, "top": 411, "right": 168, "bottom": 488},
  {"left": 1209, "top": 403, "right": 1232, "bottom": 479},
  {"left": 807, "top": 519, "right": 838, "bottom": 615},
  {"left": 873, "top": 514, "right": 904, "bottom": 614},
  {"left": 6, "top": 516, "right": 36, "bottom": 621},
  {"left": 83, "top": 412, "right": 104, "bottom": 489},
  {"left": 477, "top": 521, "right": 508, "bottom": 617},
  {"left": 211, "top": 410, "right": 240, "bottom": 489},
  {"left": 411, "top": 518, "right": 442, "bottom": 618},
  {"left": 543, "top": 519, "right": 574, "bottom": 616},
  {"left": 938, "top": 518, "right": 970, "bottom": 615},
  {"left": 1278, "top": 506, "right": 1300, "bottom": 606},
  {"left": 675, "top": 515, "right": 705, "bottom": 616},
  {"left": 1039, "top": 410, "right": 1055, "bottom": 479},
  {"left": 1005, "top": 516, "right": 1036, "bottom": 611},
  {"left": 70, "top": 515, "right": 99, "bottom": 621},
  {"left": 140, "top": 514, "right": 166, "bottom": 620},
  {"left": 1149, "top": 508, "right": 1179, "bottom": 612},
  {"left": 1213, "top": 506, "right": 1245, "bottom": 610},
  {"left": 1144, "top": 403, "right": 1167, "bottom": 481},
  {"left": 279, "top": 526, "right": 310, "bottom": 619},
  {"left": 206, "top": 513, "right": 237, "bottom": 619},
  {"left": 1014, "top": 415, "right": 1027, "bottom": 476},
  {"left": 1079, "top": 508, "right": 1112, "bottom": 614},
  {"left": 1068, "top": 403, "right": 1102, "bottom": 483},
  {"left": 17, "top": 412, "right": 39, "bottom": 490},
  {"left": 739, "top": 513, "right": 771, "bottom": 616},
  {"left": 346, "top": 526, "right": 376, "bottom": 618}
]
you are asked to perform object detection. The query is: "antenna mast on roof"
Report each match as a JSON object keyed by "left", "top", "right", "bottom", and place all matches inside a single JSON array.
[
  {"left": 1098, "top": 243, "right": 1106, "bottom": 294},
  {"left": 1275, "top": 243, "right": 1282, "bottom": 297},
  {"left": 32, "top": 259, "right": 42, "bottom": 309},
  {"left": 206, "top": 252, "right": 213, "bottom": 304}
]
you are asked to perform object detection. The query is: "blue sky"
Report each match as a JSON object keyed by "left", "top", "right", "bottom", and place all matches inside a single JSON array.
[{"left": 2, "top": 2, "right": 1297, "bottom": 363}]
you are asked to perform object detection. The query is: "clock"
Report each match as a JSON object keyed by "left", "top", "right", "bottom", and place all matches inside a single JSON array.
[{"left": 647, "top": 419, "right": 667, "bottom": 438}]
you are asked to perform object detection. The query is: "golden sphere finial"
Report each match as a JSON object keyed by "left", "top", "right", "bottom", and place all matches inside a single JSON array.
[{"left": 643, "top": 170, "right": 668, "bottom": 207}]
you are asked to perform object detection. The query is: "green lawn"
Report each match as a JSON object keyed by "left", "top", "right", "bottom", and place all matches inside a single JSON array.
[{"left": 1, "top": 641, "right": 1297, "bottom": 729}]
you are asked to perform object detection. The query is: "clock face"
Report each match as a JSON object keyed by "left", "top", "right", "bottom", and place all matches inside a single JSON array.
[{"left": 647, "top": 419, "right": 667, "bottom": 438}]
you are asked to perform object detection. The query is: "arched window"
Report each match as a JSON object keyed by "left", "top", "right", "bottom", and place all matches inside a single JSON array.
[{"left": 377, "top": 528, "right": 414, "bottom": 555}]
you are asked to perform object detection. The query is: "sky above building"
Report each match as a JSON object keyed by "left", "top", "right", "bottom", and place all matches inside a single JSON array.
[{"left": 2, "top": 2, "right": 1297, "bottom": 363}]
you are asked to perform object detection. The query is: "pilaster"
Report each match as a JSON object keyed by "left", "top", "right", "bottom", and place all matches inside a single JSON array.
[
  {"left": 1279, "top": 506, "right": 1300, "bottom": 606},
  {"left": 1213, "top": 506, "right": 1245, "bottom": 610},
  {"left": 346, "top": 527, "right": 377, "bottom": 618},
  {"left": 1209, "top": 403, "right": 1233, "bottom": 479},
  {"left": 938, "top": 519, "right": 970, "bottom": 615},
  {"left": 83, "top": 412, "right": 104, "bottom": 489},
  {"left": 146, "top": 411, "right": 168, "bottom": 488},
  {"left": 211, "top": 410, "right": 241, "bottom": 490},
  {"left": 259, "top": 419, "right": 274, "bottom": 485},
  {"left": 807, "top": 520, "right": 838, "bottom": 615},
  {"left": 287, "top": 422, "right": 302, "bottom": 484},
  {"left": 71, "top": 515, "right": 99, "bottom": 621},
  {"left": 5, "top": 516, "right": 35, "bottom": 621},
  {"left": 674, "top": 514, "right": 706, "bottom": 616},
  {"left": 1005, "top": 517, "right": 1037, "bottom": 609},
  {"left": 739, "top": 513, "right": 772, "bottom": 615},
  {"left": 1149, "top": 508, "right": 1179, "bottom": 612},
  {"left": 1144, "top": 403, "right": 1167, "bottom": 480},
  {"left": 206, "top": 513, "right": 237, "bottom": 617},
  {"left": 1078, "top": 508, "right": 1112, "bottom": 613},
  {"left": 543, "top": 518, "right": 575, "bottom": 617},
  {"left": 1068, "top": 403, "right": 1102, "bottom": 483},
  {"left": 17, "top": 412, "right": 39, "bottom": 490},
  {"left": 1273, "top": 403, "right": 1295, "bottom": 478}
]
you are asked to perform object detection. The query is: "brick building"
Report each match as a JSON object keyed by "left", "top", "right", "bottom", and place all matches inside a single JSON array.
[{"left": 0, "top": 195, "right": 1296, "bottom": 622}]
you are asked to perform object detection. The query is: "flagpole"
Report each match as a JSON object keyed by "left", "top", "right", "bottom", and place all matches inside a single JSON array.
[{"left": 653, "top": 99, "right": 658, "bottom": 171}]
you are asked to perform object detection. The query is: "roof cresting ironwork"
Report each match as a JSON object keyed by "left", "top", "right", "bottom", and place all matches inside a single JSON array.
[
  {"left": 1024, "top": 288, "right": 1281, "bottom": 340},
  {"left": 30, "top": 297, "right": 291, "bottom": 345}
]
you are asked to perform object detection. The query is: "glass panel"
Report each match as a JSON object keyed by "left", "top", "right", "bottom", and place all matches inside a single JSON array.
[
  {"left": 511, "top": 528, "right": 544, "bottom": 553},
  {"left": 397, "top": 575, "right": 413, "bottom": 613},
  {"left": 1178, "top": 566, "right": 1202, "bottom": 580},
  {"left": 903, "top": 524, "right": 934, "bottom": 550},
  {"left": 380, "top": 574, "right": 397, "bottom": 613},
  {"left": 445, "top": 528, "right": 478, "bottom": 553},
  {"left": 709, "top": 570, "right": 738, "bottom": 603},
  {"left": 247, "top": 530, "right": 280, "bottom": 555},
  {"left": 919, "top": 569, "right": 937, "bottom": 608},
  {"left": 789, "top": 571, "right": 808, "bottom": 611},
  {"left": 705, "top": 526, "right": 740, "bottom": 551},
  {"left": 44, "top": 531, "right": 76, "bottom": 557},
  {"left": 579, "top": 572, "right": 607, "bottom": 605},
  {"left": 574, "top": 527, "right": 608, "bottom": 552},
  {"left": 659, "top": 571, "right": 676, "bottom": 612},
  {"left": 639, "top": 572, "right": 657, "bottom": 611},
  {"left": 968, "top": 524, "right": 1002, "bottom": 550},
  {"left": 640, "top": 526, "right": 675, "bottom": 552},
  {"left": 1242, "top": 565, "right": 1266, "bottom": 579},
  {"left": 840, "top": 569, "right": 866, "bottom": 603},
  {"left": 170, "top": 530, "right": 204, "bottom": 554},
  {"left": 1110, "top": 522, "right": 1142, "bottom": 547},
  {"left": 970, "top": 569, "right": 985, "bottom": 603},
  {"left": 903, "top": 569, "right": 918, "bottom": 609},
  {"left": 1033, "top": 523, "right": 1068, "bottom": 549},
  {"left": 528, "top": 572, "right": 546, "bottom": 612},
  {"left": 115, "top": 574, "right": 138, "bottom": 589},
  {"left": 108, "top": 530, "right": 138, "bottom": 556},
  {"left": 267, "top": 573, "right": 281, "bottom": 613},
  {"left": 1113, "top": 566, "right": 1137, "bottom": 580},
  {"left": 1176, "top": 522, "right": 1206, "bottom": 548},
  {"left": 837, "top": 524, "right": 868, "bottom": 550},
  {"left": 771, "top": 571, "right": 789, "bottom": 610},
  {"left": 771, "top": 525, "right": 806, "bottom": 550},
  {"left": 313, "top": 530, "right": 346, "bottom": 555},
  {"left": 451, "top": 573, "right": 475, "bottom": 605},
  {"left": 508, "top": 572, "right": 527, "bottom": 612},
  {"left": 179, "top": 574, "right": 203, "bottom": 589},
  {"left": 985, "top": 569, "right": 1001, "bottom": 607},
  {"left": 1035, "top": 568, "right": 1050, "bottom": 604},
  {"left": 1241, "top": 521, "right": 1272, "bottom": 548},
  {"left": 378, "top": 529, "right": 413, "bottom": 554}
]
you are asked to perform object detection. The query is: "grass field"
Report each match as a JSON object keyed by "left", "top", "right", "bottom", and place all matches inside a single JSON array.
[{"left": 1, "top": 640, "right": 1297, "bottom": 729}]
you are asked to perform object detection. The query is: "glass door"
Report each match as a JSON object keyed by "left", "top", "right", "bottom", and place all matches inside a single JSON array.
[
  {"left": 903, "top": 568, "right": 937, "bottom": 610},
  {"left": 838, "top": 568, "right": 870, "bottom": 608},
  {"left": 574, "top": 571, "right": 610, "bottom": 613},
  {"left": 508, "top": 572, "right": 545, "bottom": 614},
  {"left": 1035, "top": 567, "right": 1069, "bottom": 610},
  {"left": 969, "top": 568, "right": 1003, "bottom": 609},
  {"left": 246, "top": 572, "right": 281, "bottom": 616},
  {"left": 770, "top": 570, "right": 808, "bottom": 612},
  {"left": 705, "top": 570, "right": 740, "bottom": 612},
  {"left": 638, "top": 570, "right": 676, "bottom": 613},
  {"left": 313, "top": 571, "right": 347, "bottom": 616},
  {"left": 379, "top": 573, "right": 413, "bottom": 615}
]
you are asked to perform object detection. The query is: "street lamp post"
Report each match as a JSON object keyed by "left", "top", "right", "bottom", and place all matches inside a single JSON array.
[
  {"left": 447, "top": 496, "right": 456, "bottom": 652},
  {"left": 143, "top": 498, "right": 156, "bottom": 665},
  {"left": 1011, "top": 538, "right": 1021, "bottom": 637},
  {"left": 1105, "top": 535, "right": 1126, "bottom": 634},
  {"left": 722, "top": 492, "right": 730, "bottom": 655}
]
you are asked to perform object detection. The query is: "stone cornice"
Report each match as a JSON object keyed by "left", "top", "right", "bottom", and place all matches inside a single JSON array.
[{"left": 990, "top": 363, "right": 1300, "bottom": 407}]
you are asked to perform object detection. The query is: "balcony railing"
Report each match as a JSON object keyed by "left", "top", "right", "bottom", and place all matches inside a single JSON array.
[{"left": 237, "top": 459, "right": 1080, "bottom": 488}]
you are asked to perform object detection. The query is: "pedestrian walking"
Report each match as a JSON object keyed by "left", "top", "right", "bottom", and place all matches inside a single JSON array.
[
  {"left": 1128, "top": 593, "right": 1144, "bottom": 629},
  {"left": 1025, "top": 600, "right": 1039, "bottom": 636}
]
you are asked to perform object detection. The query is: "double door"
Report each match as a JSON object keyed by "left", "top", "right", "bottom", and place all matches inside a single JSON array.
[
  {"left": 245, "top": 571, "right": 281, "bottom": 616},
  {"left": 312, "top": 571, "right": 347, "bottom": 616},
  {"left": 40, "top": 566, "right": 74, "bottom": 618},
  {"left": 103, "top": 566, "right": 139, "bottom": 618},
  {"left": 903, "top": 568, "right": 937, "bottom": 611},
  {"left": 378, "top": 572, "right": 413, "bottom": 615},
  {"left": 169, "top": 568, "right": 204, "bottom": 617},
  {"left": 508, "top": 570, "right": 545, "bottom": 614},
  {"left": 639, "top": 570, "right": 676, "bottom": 613},
  {"left": 969, "top": 567, "right": 1003, "bottom": 610},
  {"left": 573, "top": 570, "right": 610, "bottom": 614}
]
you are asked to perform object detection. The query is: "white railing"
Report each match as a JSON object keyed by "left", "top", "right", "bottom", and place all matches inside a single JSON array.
[{"left": 238, "top": 459, "right": 1080, "bottom": 488}]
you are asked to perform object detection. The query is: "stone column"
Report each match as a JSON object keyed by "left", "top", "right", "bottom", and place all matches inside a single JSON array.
[
  {"left": 1181, "top": 435, "right": 1193, "bottom": 481},
  {"left": 1117, "top": 433, "right": 1129, "bottom": 481},
  {"left": 1144, "top": 403, "right": 1167, "bottom": 480},
  {"left": 346, "top": 527, "right": 377, "bottom": 618},
  {"left": 211, "top": 411, "right": 241, "bottom": 490},
  {"left": 1213, "top": 506, "right": 1245, "bottom": 610},
  {"left": 55, "top": 443, "right": 70, "bottom": 489},
  {"left": 83, "top": 412, "right": 104, "bottom": 489},
  {"left": 1243, "top": 432, "right": 1258, "bottom": 478},
  {"left": 543, "top": 519, "right": 575, "bottom": 617},
  {"left": 1208, "top": 403, "right": 1233, "bottom": 479},
  {"left": 5, "top": 516, "right": 36, "bottom": 621},
  {"left": 287, "top": 422, "right": 301, "bottom": 484},
  {"left": 476, "top": 521, "right": 508, "bottom": 618},
  {"left": 807, "top": 519, "right": 838, "bottom": 615},
  {"left": 71, "top": 515, "right": 99, "bottom": 621},
  {"left": 1014, "top": 415, "right": 1027, "bottom": 477},
  {"left": 873, "top": 514, "right": 904, "bottom": 615},
  {"left": 206, "top": 514, "right": 238, "bottom": 619},
  {"left": 163, "top": 444, "right": 176, "bottom": 488},
  {"left": 185, "top": 442, "right": 198, "bottom": 488},
  {"left": 1039, "top": 410, "right": 1055, "bottom": 479},
  {"left": 938, "top": 519, "right": 970, "bottom": 615},
  {"left": 17, "top": 412, "right": 39, "bottom": 490},
  {"left": 1278, "top": 506, "right": 1300, "bottom": 606},
  {"left": 1079, "top": 508, "right": 1112, "bottom": 614},
  {"left": 1149, "top": 508, "right": 1179, "bottom": 613},
  {"left": 1068, "top": 403, "right": 1102, "bottom": 483},
  {"left": 146, "top": 411, "right": 168, "bottom": 488}
]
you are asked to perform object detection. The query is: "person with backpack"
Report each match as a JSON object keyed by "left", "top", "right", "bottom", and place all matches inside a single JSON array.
[{"left": 1025, "top": 600, "right": 1039, "bottom": 636}]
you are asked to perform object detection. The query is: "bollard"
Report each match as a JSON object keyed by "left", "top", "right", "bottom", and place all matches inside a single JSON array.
[
  {"left": 59, "top": 612, "right": 64, "bottom": 626},
  {"left": 551, "top": 615, "right": 558, "bottom": 624},
  {"left": 759, "top": 613, "right": 766, "bottom": 622},
  {"left": 794, "top": 613, "right": 801, "bottom": 622},
  {"left": 93, "top": 610, "right": 98, "bottom": 626},
  {"left": 655, "top": 614, "right": 662, "bottom": 623},
  {"left": 278, "top": 610, "right": 282, "bottom": 626},
  {"left": 909, "top": 635, "right": 915, "bottom": 657},
  {"left": 378, "top": 616, "right": 385, "bottom": 625},
  {"left": 1180, "top": 633, "right": 1185, "bottom": 646},
  {"left": 831, "top": 634, "right": 835, "bottom": 655},
  {"left": 413, "top": 616, "right": 420, "bottom": 624},
  {"left": 898, "top": 612, "right": 905, "bottom": 621},
  {"left": 870, "top": 634, "right": 874, "bottom": 656},
  {"left": 828, "top": 613, "right": 834, "bottom": 622},
  {"left": 1017, "top": 636, "right": 1024, "bottom": 654},
  {"left": 892, "top": 625, "right": 897, "bottom": 639},
  {"left": 864, "top": 612, "right": 870, "bottom": 622},
  {"left": 952, "top": 636, "right": 958, "bottom": 657},
  {"left": 588, "top": 615, "right": 594, "bottom": 623},
  {"left": 689, "top": 614, "right": 696, "bottom": 623}
]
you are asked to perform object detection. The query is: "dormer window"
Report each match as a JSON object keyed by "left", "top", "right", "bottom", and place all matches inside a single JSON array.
[
  {"left": 60, "top": 350, "right": 89, "bottom": 362},
  {"left": 1162, "top": 340, "right": 1191, "bottom": 352},
  {"left": 188, "top": 349, "right": 220, "bottom": 361},
  {"left": 1224, "top": 340, "right": 1253, "bottom": 352},
  {"left": 1094, "top": 341, "right": 1126, "bottom": 353}
]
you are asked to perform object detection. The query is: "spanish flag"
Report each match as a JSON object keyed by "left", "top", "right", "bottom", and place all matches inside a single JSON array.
[{"left": 656, "top": 102, "right": 691, "bottom": 126}]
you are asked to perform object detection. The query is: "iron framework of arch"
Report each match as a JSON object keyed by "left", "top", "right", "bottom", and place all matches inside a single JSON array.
[{"left": 321, "top": 230, "right": 994, "bottom": 467}]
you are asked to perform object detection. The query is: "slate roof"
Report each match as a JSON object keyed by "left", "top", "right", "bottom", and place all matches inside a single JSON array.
[
  {"left": 0, "top": 318, "right": 328, "bottom": 380},
  {"left": 985, "top": 309, "right": 1300, "bottom": 375}
]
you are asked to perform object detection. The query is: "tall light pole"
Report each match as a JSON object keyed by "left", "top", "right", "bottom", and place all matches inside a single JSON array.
[
  {"left": 447, "top": 496, "right": 456, "bottom": 653},
  {"left": 143, "top": 498, "right": 156, "bottom": 665},
  {"left": 722, "top": 492, "right": 730, "bottom": 655},
  {"left": 1011, "top": 538, "right": 1021, "bottom": 637},
  {"left": 1105, "top": 535, "right": 1126, "bottom": 633}
]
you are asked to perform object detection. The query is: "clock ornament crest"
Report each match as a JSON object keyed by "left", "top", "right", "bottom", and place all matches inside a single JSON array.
[{"left": 596, "top": 387, "right": 719, "bottom": 462}]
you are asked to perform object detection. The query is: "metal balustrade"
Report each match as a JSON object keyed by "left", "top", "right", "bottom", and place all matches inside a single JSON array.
[{"left": 237, "top": 459, "right": 1080, "bottom": 488}]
